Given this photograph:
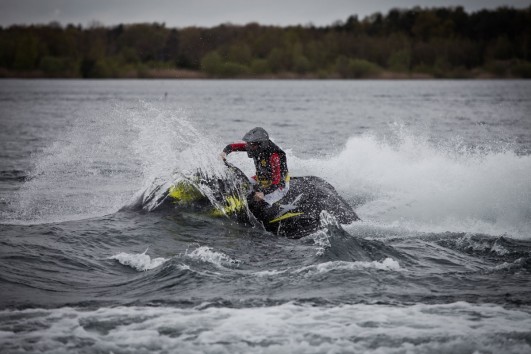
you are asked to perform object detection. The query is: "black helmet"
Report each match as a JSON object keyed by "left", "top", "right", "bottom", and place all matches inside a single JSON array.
[{"left": 242, "top": 127, "right": 269, "bottom": 143}]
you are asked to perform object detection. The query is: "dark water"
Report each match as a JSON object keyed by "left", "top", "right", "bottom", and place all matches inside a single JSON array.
[{"left": 1, "top": 79, "right": 531, "bottom": 353}]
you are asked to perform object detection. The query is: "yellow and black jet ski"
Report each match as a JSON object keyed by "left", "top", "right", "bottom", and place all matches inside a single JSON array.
[{"left": 146, "top": 162, "right": 359, "bottom": 238}]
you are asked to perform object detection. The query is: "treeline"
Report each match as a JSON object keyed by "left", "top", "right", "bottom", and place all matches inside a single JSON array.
[{"left": 1, "top": 6, "right": 531, "bottom": 79}]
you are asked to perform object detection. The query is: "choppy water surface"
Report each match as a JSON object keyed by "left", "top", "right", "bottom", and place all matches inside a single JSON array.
[{"left": 1, "top": 79, "right": 530, "bottom": 353}]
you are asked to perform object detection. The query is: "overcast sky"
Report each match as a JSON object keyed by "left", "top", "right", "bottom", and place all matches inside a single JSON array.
[{"left": 1, "top": 0, "right": 529, "bottom": 28}]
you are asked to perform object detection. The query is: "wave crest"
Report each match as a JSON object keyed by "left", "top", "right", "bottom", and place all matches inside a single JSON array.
[{"left": 109, "top": 249, "right": 168, "bottom": 271}]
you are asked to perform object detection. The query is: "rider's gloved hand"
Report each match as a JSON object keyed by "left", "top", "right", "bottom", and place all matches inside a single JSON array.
[
  {"left": 253, "top": 192, "right": 264, "bottom": 201},
  {"left": 219, "top": 152, "right": 227, "bottom": 161}
]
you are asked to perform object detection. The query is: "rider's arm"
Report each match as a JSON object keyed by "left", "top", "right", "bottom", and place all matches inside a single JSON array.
[{"left": 223, "top": 142, "right": 247, "bottom": 155}]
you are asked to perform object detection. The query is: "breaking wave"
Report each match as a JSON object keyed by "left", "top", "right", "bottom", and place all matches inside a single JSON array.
[{"left": 109, "top": 249, "right": 169, "bottom": 271}]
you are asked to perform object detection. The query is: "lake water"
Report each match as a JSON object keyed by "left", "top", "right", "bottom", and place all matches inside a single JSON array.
[{"left": 1, "top": 79, "right": 531, "bottom": 353}]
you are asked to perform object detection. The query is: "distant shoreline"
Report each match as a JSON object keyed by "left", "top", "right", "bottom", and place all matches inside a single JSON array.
[
  {"left": 2, "top": 7, "right": 530, "bottom": 81},
  {"left": 0, "top": 68, "right": 519, "bottom": 80}
]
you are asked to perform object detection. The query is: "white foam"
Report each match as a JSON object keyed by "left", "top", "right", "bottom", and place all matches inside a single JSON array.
[
  {"left": 1, "top": 302, "right": 530, "bottom": 354},
  {"left": 253, "top": 258, "right": 400, "bottom": 278},
  {"left": 295, "top": 258, "right": 401, "bottom": 275},
  {"left": 493, "top": 257, "right": 527, "bottom": 271},
  {"left": 290, "top": 127, "right": 531, "bottom": 239},
  {"left": 307, "top": 229, "right": 331, "bottom": 256},
  {"left": 454, "top": 233, "right": 510, "bottom": 255},
  {"left": 185, "top": 246, "right": 240, "bottom": 267},
  {"left": 253, "top": 269, "right": 288, "bottom": 277},
  {"left": 109, "top": 249, "right": 168, "bottom": 271}
]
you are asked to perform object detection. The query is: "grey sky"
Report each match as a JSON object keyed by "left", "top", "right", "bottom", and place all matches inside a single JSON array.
[{"left": 0, "top": 0, "right": 529, "bottom": 28}]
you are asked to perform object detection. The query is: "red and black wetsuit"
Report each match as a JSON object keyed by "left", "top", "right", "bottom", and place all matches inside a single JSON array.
[{"left": 223, "top": 140, "right": 289, "bottom": 195}]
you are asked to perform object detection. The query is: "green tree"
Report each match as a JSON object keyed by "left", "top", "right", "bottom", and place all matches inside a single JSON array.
[
  {"left": 39, "top": 56, "right": 78, "bottom": 76},
  {"left": 267, "top": 48, "right": 285, "bottom": 72},
  {"left": 388, "top": 49, "right": 411, "bottom": 72},
  {"left": 118, "top": 23, "right": 168, "bottom": 62},
  {"left": 487, "top": 36, "right": 515, "bottom": 60},
  {"left": 250, "top": 59, "right": 270, "bottom": 74},
  {"left": 178, "top": 27, "right": 207, "bottom": 69},
  {"left": 200, "top": 51, "right": 223, "bottom": 75},
  {"left": 13, "top": 34, "right": 39, "bottom": 70},
  {"left": 335, "top": 56, "right": 381, "bottom": 78},
  {"left": 227, "top": 43, "right": 252, "bottom": 64}
]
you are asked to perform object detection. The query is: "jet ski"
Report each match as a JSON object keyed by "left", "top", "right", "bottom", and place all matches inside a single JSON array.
[{"left": 143, "top": 162, "right": 359, "bottom": 238}]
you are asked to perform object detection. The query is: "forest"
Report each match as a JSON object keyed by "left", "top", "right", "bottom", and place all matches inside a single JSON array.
[{"left": 1, "top": 6, "right": 530, "bottom": 79}]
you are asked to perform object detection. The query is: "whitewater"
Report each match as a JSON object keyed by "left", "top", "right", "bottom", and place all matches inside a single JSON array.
[{"left": 0, "top": 79, "right": 530, "bottom": 353}]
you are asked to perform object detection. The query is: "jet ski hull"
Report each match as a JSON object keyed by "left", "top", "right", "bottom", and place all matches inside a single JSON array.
[
  {"left": 146, "top": 164, "right": 359, "bottom": 238},
  {"left": 249, "top": 176, "right": 359, "bottom": 237}
]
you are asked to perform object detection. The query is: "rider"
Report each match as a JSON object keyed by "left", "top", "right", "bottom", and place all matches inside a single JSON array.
[{"left": 220, "top": 127, "right": 289, "bottom": 215}]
